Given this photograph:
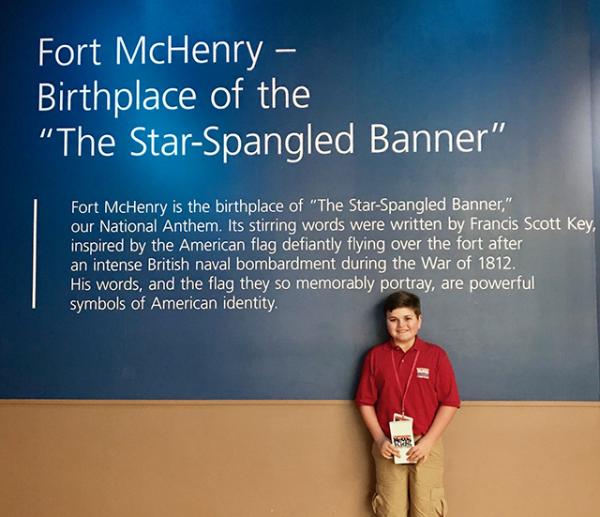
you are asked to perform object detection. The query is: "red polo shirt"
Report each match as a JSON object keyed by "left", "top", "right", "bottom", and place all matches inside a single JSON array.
[{"left": 355, "top": 336, "right": 460, "bottom": 437}]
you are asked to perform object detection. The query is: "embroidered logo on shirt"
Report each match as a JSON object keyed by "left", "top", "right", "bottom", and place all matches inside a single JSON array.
[{"left": 416, "top": 367, "right": 430, "bottom": 379}]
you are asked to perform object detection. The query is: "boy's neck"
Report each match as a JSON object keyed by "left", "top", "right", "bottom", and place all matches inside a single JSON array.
[{"left": 393, "top": 338, "right": 416, "bottom": 352}]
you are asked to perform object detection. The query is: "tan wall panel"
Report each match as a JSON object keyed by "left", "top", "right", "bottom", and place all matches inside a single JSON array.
[
  {"left": 1, "top": 401, "right": 599, "bottom": 517},
  {"left": 445, "top": 403, "right": 600, "bottom": 517}
]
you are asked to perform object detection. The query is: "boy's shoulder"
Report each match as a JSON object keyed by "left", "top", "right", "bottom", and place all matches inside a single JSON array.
[
  {"left": 417, "top": 338, "right": 449, "bottom": 355},
  {"left": 365, "top": 340, "right": 393, "bottom": 358},
  {"left": 367, "top": 337, "right": 448, "bottom": 354},
  {"left": 364, "top": 338, "right": 451, "bottom": 368}
]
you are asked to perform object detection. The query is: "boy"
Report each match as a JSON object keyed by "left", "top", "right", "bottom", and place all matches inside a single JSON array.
[{"left": 355, "top": 291, "right": 460, "bottom": 517}]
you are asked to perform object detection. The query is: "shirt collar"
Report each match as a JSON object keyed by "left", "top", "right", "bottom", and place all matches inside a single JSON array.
[{"left": 387, "top": 335, "right": 424, "bottom": 353}]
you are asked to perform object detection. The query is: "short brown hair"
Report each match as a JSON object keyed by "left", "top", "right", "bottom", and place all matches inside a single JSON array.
[{"left": 383, "top": 291, "right": 421, "bottom": 317}]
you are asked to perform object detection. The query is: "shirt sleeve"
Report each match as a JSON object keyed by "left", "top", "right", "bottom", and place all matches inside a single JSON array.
[
  {"left": 355, "top": 349, "right": 378, "bottom": 406},
  {"left": 435, "top": 350, "right": 461, "bottom": 408}
]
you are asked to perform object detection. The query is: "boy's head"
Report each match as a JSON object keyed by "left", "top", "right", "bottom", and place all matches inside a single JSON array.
[
  {"left": 383, "top": 290, "right": 421, "bottom": 317},
  {"left": 383, "top": 291, "right": 422, "bottom": 346}
]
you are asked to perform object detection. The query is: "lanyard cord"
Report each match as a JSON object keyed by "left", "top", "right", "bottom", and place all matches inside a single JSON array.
[{"left": 391, "top": 348, "right": 420, "bottom": 417}]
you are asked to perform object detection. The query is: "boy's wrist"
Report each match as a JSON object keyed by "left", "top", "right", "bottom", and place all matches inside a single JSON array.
[
  {"left": 374, "top": 434, "right": 390, "bottom": 450},
  {"left": 418, "top": 434, "right": 435, "bottom": 447}
]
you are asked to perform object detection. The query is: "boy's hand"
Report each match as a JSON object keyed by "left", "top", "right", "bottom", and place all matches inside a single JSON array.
[
  {"left": 377, "top": 437, "right": 400, "bottom": 459},
  {"left": 407, "top": 437, "right": 434, "bottom": 463}
]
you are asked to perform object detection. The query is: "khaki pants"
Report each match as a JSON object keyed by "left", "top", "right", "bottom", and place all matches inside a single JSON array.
[{"left": 371, "top": 438, "right": 447, "bottom": 517}]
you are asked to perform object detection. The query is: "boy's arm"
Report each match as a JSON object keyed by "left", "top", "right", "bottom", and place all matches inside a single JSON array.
[
  {"left": 358, "top": 404, "right": 400, "bottom": 459},
  {"left": 406, "top": 405, "right": 457, "bottom": 463}
]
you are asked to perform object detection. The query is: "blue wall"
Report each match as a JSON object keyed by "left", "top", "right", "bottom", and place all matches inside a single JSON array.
[{"left": 1, "top": 0, "right": 598, "bottom": 400}]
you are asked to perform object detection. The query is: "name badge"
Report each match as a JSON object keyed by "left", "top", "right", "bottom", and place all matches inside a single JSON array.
[
  {"left": 417, "top": 367, "right": 430, "bottom": 379},
  {"left": 389, "top": 414, "right": 415, "bottom": 464}
]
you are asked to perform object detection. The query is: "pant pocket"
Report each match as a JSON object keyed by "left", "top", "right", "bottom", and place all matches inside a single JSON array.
[
  {"left": 430, "top": 487, "right": 447, "bottom": 517},
  {"left": 371, "top": 492, "right": 381, "bottom": 514}
]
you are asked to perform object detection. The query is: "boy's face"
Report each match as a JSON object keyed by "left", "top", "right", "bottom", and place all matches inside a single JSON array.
[{"left": 386, "top": 307, "right": 422, "bottom": 346}]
